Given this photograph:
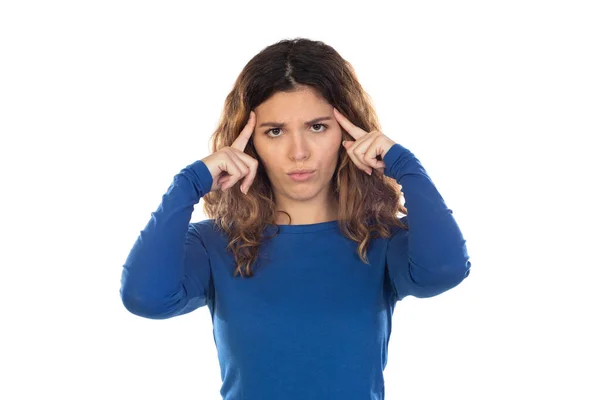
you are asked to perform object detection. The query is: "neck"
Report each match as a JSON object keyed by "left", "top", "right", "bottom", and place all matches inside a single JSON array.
[{"left": 274, "top": 189, "right": 339, "bottom": 226}]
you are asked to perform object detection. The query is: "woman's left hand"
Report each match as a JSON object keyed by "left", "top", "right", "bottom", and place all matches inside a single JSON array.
[{"left": 334, "top": 107, "right": 396, "bottom": 175}]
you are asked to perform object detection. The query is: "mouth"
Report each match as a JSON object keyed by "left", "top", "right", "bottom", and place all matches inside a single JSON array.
[{"left": 288, "top": 171, "right": 316, "bottom": 182}]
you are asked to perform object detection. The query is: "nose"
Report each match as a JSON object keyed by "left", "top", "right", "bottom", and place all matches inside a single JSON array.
[{"left": 288, "top": 132, "right": 310, "bottom": 162}]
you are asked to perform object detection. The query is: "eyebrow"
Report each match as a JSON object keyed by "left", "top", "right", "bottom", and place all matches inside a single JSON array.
[{"left": 258, "top": 116, "right": 333, "bottom": 128}]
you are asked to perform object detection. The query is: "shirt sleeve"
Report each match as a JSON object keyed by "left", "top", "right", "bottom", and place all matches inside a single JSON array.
[
  {"left": 119, "top": 160, "right": 215, "bottom": 319},
  {"left": 383, "top": 143, "right": 471, "bottom": 302}
]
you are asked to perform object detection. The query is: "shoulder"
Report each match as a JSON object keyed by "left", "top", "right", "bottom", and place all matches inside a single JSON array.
[
  {"left": 389, "top": 215, "right": 409, "bottom": 235},
  {"left": 190, "top": 219, "right": 217, "bottom": 235},
  {"left": 190, "top": 219, "right": 229, "bottom": 245}
]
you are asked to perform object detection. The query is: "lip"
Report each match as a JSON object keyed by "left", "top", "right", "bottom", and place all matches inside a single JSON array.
[{"left": 288, "top": 171, "right": 315, "bottom": 182}]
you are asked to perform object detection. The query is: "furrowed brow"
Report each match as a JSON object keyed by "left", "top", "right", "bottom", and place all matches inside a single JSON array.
[{"left": 258, "top": 116, "right": 332, "bottom": 128}]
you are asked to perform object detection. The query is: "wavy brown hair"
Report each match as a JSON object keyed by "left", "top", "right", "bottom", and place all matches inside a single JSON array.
[{"left": 202, "top": 37, "right": 408, "bottom": 277}]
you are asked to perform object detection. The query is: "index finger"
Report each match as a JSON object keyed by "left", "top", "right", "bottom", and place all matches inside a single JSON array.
[
  {"left": 231, "top": 111, "right": 256, "bottom": 152},
  {"left": 333, "top": 107, "right": 367, "bottom": 140}
]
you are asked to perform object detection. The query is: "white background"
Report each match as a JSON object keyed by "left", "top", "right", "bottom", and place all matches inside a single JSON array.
[{"left": 1, "top": 1, "right": 598, "bottom": 399}]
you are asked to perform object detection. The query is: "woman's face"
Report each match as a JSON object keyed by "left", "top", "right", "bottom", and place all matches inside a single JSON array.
[{"left": 252, "top": 86, "right": 343, "bottom": 203}]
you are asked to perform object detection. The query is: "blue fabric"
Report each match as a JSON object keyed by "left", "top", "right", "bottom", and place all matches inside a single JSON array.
[{"left": 120, "top": 143, "right": 471, "bottom": 399}]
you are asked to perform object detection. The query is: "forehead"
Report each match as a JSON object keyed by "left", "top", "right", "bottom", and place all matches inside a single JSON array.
[{"left": 255, "top": 87, "right": 330, "bottom": 117}]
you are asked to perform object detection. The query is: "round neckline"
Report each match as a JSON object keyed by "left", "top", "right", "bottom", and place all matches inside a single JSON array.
[{"left": 267, "top": 219, "right": 340, "bottom": 234}]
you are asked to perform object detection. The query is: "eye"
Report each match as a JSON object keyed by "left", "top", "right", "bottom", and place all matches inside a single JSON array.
[
  {"left": 264, "top": 124, "right": 328, "bottom": 138},
  {"left": 311, "top": 123, "right": 328, "bottom": 132},
  {"left": 265, "top": 128, "right": 283, "bottom": 138}
]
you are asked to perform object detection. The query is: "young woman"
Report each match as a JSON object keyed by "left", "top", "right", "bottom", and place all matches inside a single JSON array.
[{"left": 120, "top": 37, "right": 471, "bottom": 400}]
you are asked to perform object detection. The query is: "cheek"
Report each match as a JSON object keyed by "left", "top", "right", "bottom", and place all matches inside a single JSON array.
[
  {"left": 259, "top": 151, "right": 282, "bottom": 176},
  {"left": 328, "top": 137, "right": 342, "bottom": 157},
  {"left": 325, "top": 150, "right": 341, "bottom": 173},
  {"left": 328, "top": 130, "right": 343, "bottom": 152}
]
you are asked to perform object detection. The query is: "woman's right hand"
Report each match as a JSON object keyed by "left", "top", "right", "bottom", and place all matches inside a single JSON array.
[{"left": 201, "top": 111, "right": 259, "bottom": 195}]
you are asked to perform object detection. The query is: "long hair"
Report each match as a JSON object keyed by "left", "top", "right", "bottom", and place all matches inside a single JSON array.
[{"left": 202, "top": 37, "right": 408, "bottom": 277}]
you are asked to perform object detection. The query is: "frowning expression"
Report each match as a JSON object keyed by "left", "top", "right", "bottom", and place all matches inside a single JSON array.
[{"left": 252, "top": 86, "right": 342, "bottom": 199}]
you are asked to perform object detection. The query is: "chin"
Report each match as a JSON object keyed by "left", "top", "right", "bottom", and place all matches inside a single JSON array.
[{"left": 289, "top": 183, "right": 327, "bottom": 197}]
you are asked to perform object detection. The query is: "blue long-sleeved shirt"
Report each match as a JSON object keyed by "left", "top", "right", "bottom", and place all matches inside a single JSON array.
[{"left": 120, "top": 143, "right": 471, "bottom": 399}]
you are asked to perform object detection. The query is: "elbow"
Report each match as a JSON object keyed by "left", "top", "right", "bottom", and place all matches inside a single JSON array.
[
  {"left": 120, "top": 286, "right": 205, "bottom": 319},
  {"left": 410, "top": 259, "right": 471, "bottom": 298},
  {"left": 440, "top": 259, "right": 472, "bottom": 288},
  {"left": 448, "top": 259, "right": 471, "bottom": 284},
  {"left": 120, "top": 290, "right": 177, "bottom": 320}
]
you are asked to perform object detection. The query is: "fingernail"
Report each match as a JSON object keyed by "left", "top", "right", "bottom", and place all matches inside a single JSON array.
[{"left": 367, "top": 169, "right": 372, "bottom": 175}]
